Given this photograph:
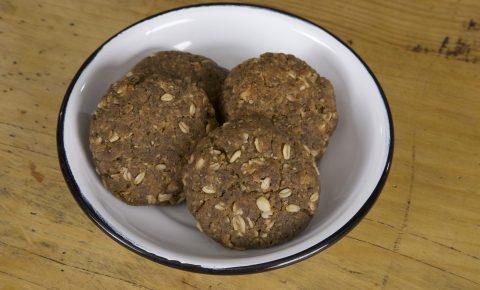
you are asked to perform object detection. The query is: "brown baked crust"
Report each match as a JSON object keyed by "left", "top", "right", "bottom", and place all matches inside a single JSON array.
[
  {"left": 183, "top": 116, "right": 320, "bottom": 249},
  {"left": 220, "top": 52, "right": 338, "bottom": 158},
  {"left": 132, "top": 50, "right": 228, "bottom": 108},
  {"left": 89, "top": 73, "right": 217, "bottom": 205}
]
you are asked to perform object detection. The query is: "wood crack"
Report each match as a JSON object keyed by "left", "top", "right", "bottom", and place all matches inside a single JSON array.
[
  {"left": 364, "top": 218, "right": 480, "bottom": 261},
  {"left": 0, "top": 141, "right": 57, "bottom": 159},
  {"left": 0, "top": 269, "right": 55, "bottom": 290},
  {"left": 347, "top": 236, "right": 480, "bottom": 286},
  {"left": 0, "top": 121, "right": 55, "bottom": 137},
  {"left": 0, "top": 241, "right": 154, "bottom": 290}
]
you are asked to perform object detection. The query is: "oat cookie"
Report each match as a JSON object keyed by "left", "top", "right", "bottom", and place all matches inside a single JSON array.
[
  {"left": 132, "top": 50, "right": 228, "bottom": 108},
  {"left": 183, "top": 116, "right": 320, "bottom": 249},
  {"left": 220, "top": 52, "right": 338, "bottom": 158},
  {"left": 90, "top": 73, "right": 217, "bottom": 205}
]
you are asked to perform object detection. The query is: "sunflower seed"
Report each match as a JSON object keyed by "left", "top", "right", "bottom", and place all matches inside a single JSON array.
[
  {"left": 286, "top": 95, "right": 296, "bottom": 102},
  {"left": 214, "top": 202, "right": 226, "bottom": 210},
  {"left": 161, "top": 93, "right": 174, "bottom": 101},
  {"left": 310, "top": 192, "right": 319, "bottom": 202},
  {"left": 188, "top": 154, "right": 195, "bottom": 164},
  {"left": 254, "top": 138, "right": 262, "bottom": 152},
  {"left": 286, "top": 204, "right": 300, "bottom": 213},
  {"left": 282, "top": 144, "right": 291, "bottom": 160},
  {"left": 202, "top": 185, "right": 215, "bottom": 194},
  {"left": 256, "top": 196, "right": 271, "bottom": 212},
  {"left": 134, "top": 172, "right": 145, "bottom": 185},
  {"left": 279, "top": 188, "right": 292, "bottom": 198},
  {"left": 120, "top": 167, "right": 132, "bottom": 181},
  {"left": 179, "top": 121, "right": 189, "bottom": 134},
  {"left": 189, "top": 103, "right": 196, "bottom": 116},
  {"left": 229, "top": 150, "right": 241, "bottom": 163},
  {"left": 231, "top": 215, "right": 246, "bottom": 234},
  {"left": 109, "top": 132, "right": 119, "bottom": 142},
  {"left": 155, "top": 164, "right": 166, "bottom": 171},
  {"left": 158, "top": 193, "right": 172, "bottom": 202}
]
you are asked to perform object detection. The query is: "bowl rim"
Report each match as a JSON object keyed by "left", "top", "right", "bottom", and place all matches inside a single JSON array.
[{"left": 56, "top": 2, "right": 394, "bottom": 275}]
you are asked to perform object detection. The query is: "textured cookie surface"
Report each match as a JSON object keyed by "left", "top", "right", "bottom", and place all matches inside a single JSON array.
[
  {"left": 132, "top": 50, "right": 228, "bottom": 107},
  {"left": 90, "top": 73, "right": 217, "bottom": 205},
  {"left": 221, "top": 52, "right": 338, "bottom": 158},
  {"left": 183, "top": 117, "right": 320, "bottom": 249}
]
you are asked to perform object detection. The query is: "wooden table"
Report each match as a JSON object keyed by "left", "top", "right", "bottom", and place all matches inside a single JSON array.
[{"left": 1, "top": 0, "right": 479, "bottom": 289}]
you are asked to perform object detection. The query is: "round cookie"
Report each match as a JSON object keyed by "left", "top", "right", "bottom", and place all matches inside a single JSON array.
[
  {"left": 220, "top": 52, "right": 338, "bottom": 158},
  {"left": 131, "top": 50, "right": 228, "bottom": 108},
  {"left": 183, "top": 116, "right": 320, "bottom": 249},
  {"left": 90, "top": 73, "right": 217, "bottom": 205}
]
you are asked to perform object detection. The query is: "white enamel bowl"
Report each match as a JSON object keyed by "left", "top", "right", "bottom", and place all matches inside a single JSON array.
[{"left": 57, "top": 3, "right": 393, "bottom": 274}]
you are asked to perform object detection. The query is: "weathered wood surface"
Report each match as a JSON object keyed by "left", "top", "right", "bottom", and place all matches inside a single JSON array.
[{"left": 0, "top": 0, "right": 479, "bottom": 289}]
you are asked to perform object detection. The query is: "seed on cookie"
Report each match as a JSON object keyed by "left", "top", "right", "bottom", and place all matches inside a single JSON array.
[
  {"left": 260, "top": 177, "right": 271, "bottom": 191},
  {"left": 279, "top": 188, "right": 292, "bottom": 198},
  {"left": 286, "top": 204, "right": 300, "bottom": 213},
  {"left": 134, "top": 172, "right": 145, "bottom": 185},
  {"left": 231, "top": 215, "right": 246, "bottom": 234},
  {"left": 155, "top": 164, "right": 166, "bottom": 171},
  {"left": 282, "top": 143, "right": 291, "bottom": 160},
  {"left": 179, "top": 121, "right": 190, "bottom": 134},
  {"left": 209, "top": 162, "right": 221, "bottom": 171},
  {"left": 229, "top": 150, "right": 242, "bottom": 163},
  {"left": 254, "top": 138, "right": 262, "bottom": 152},
  {"left": 109, "top": 132, "right": 120, "bottom": 142},
  {"left": 214, "top": 202, "right": 226, "bottom": 210},
  {"left": 161, "top": 93, "right": 175, "bottom": 101},
  {"left": 202, "top": 185, "right": 216, "bottom": 194},
  {"left": 158, "top": 193, "right": 173, "bottom": 202},
  {"left": 256, "top": 196, "right": 271, "bottom": 212},
  {"left": 189, "top": 103, "right": 196, "bottom": 116}
]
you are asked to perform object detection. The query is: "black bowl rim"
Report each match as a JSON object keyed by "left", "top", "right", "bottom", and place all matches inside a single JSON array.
[{"left": 56, "top": 2, "right": 394, "bottom": 275}]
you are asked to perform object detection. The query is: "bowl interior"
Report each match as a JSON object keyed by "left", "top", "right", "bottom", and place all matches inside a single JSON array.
[{"left": 61, "top": 5, "right": 391, "bottom": 270}]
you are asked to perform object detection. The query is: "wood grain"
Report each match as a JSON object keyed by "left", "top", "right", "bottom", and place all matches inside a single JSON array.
[{"left": 0, "top": 0, "right": 479, "bottom": 289}]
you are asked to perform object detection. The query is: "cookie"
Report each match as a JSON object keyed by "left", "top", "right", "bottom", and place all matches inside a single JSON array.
[
  {"left": 90, "top": 73, "right": 217, "bottom": 205},
  {"left": 131, "top": 50, "right": 228, "bottom": 108},
  {"left": 220, "top": 52, "right": 338, "bottom": 158},
  {"left": 183, "top": 116, "right": 320, "bottom": 249}
]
